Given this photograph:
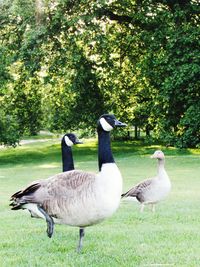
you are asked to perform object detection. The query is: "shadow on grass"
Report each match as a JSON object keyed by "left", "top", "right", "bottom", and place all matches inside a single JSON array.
[{"left": 0, "top": 139, "right": 196, "bottom": 166}]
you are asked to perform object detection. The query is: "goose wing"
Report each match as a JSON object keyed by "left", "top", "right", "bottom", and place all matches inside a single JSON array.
[
  {"left": 10, "top": 170, "right": 96, "bottom": 212},
  {"left": 122, "top": 177, "right": 154, "bottom": 198},
  {"left": 43, "top": 170, "right": 95, "bottom": 198},
  {"left": 10, "top": 183, "right": 41, "bottom": 209}
]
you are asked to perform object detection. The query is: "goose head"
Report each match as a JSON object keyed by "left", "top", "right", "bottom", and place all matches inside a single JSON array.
[
  {"left": 62, "top": 133, "right": 83, "bottom": 147},
  {"left": 151, "top": 150, "right": 165, "bottom": 160},
  {"left": 98, "top": 114, "right": 127, "bottom": 132}
]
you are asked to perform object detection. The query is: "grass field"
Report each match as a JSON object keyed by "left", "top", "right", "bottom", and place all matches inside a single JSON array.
[{"left": 0, "top": 138, "right": 200, "bottom": 267}]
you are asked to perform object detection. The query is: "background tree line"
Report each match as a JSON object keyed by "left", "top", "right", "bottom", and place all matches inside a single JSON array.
[{"left": 0, "top": 0, "right": 199, "bottom": 147}]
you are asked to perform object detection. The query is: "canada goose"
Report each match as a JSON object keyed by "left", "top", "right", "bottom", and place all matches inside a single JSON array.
[
  {"left": 61, "top": 133, "right": 82, "bottom": 172},
  {"left": 121, "top": 150, "right": 171, "bottom": 212},
  {"left": 10, "top": 114, "right": 126, "bottom": 252},
  {"left": 10, "top": 133, "right": 82, "bottom": 222}
]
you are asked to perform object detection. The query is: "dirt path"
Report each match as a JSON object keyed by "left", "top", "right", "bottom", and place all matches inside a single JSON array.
[
  {"left": 0, "top": 138, "right": 61, "bottom": 149},
  {"left": 19, "top": 138, "right": 59, "bottom": 145}
]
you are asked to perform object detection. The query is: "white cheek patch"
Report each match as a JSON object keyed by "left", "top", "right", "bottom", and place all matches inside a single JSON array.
[
  {"left": 64, "top": 136, "right": 74, "bottom": 147},
  {"left": 100, "top": 118, "right": 113, "bottom": 132}
]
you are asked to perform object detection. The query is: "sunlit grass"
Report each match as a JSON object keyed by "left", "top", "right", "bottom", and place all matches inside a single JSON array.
[{"left": 0, "top": 138, "right": 200, "bottom": 266}]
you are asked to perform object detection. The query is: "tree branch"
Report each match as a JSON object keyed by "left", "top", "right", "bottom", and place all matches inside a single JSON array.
[
  {"left": 97, "top": 8, "right": 133, "bottom": 24},
  {"left": 96, "top": 8, "right": 158, "bottom": 31}
]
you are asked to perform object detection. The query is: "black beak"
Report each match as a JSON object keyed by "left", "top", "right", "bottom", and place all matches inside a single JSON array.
[
  {"left": 75, "top": 139, "right": 83, "bottom": 144},
  {"left": 114, "top": 119, "right": 127, "bottom": 127}
]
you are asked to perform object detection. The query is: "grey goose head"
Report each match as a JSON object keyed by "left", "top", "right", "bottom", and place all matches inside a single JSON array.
[
  {"left": 97, "top": 114, "right": 127, "bottom": 132},
  {"left": 151, "top": 150, "right": 165, "bottom": 160}
]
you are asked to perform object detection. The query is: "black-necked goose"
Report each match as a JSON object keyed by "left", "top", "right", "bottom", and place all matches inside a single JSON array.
[
  {"left": 121, "top": 150, "right": 171, "bottom": 212},
  {"left": 10, "top": 133, "right": 82, "bottom": 221},
  {"left": 61, "top": 133, "right": 82, "bottom": 172},
  {"left": 10, "top": 114, "right": 126, "bottom": 252}
]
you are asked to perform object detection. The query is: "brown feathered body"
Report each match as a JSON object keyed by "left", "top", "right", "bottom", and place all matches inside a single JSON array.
[{"left": 10, "top": 164, "right": 122, "bottom": 227}]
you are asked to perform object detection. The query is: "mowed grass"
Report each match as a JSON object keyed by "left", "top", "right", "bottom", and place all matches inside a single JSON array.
[{"left": 0, "top": 138, "right": 200, "bottom": 267}]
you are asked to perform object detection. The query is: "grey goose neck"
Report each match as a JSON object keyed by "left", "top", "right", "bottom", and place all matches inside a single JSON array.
[
  {"left": 98, "top": 128, "right": 115, "bottom": 171},
  {"left": 158, "top": 158, "right": 165, "bottom": 168},
  {"left": 157, "top": 158, "right": 166, "bottom": 176},
  {"left": 61, "top": 138, "right": 74, "bottom": 172}
]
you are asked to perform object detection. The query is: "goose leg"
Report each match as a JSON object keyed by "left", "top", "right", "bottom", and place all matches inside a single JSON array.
[
  {"left": 77, "top": 228, "right": 85, "bottom": 253},
  {"left": 140, "top": 203, "right": 145, "bottom": 212},
  {"left": 151, "top": 204, "right": 155, "bottom": 213},
  {"left": 37, "top": 205, "right": 54, "bottom": 238}
]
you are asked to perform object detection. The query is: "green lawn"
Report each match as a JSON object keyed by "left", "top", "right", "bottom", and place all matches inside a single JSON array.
[{"left": 0, "top": 138, "right": 200, "bottom": 266}]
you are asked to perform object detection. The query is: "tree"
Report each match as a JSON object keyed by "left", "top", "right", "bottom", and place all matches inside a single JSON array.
[
  {"left": 11, "top": 75, "right": 43, "bottom": 136},
  {"left": 0, "top": 0, "right": 199, "bottom": 147},
  {"left": 95, "top": 0, "right": 199, "bottom": 146}
]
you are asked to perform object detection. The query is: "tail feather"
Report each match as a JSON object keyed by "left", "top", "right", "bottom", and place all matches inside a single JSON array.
[
  {"left": 121, "top": 189, "right": 137, "bottom": 198},
  {"left": 22, "top": 183, "right": 41, "bottom": 196},
  {"left": 11, "top": 183, "right": 40, "bottom": 199},
  {"left": 10, "top": 190, "right": 23, "bottom": 199},
  {"left": 10, "top": 183, "right": 41, "bottom": 210},
  {"left": 11, "top": 203, "right": 27, "bottom": 210},
  {"left": 121, "top": 190, "right": 131, "bottom": 198}
]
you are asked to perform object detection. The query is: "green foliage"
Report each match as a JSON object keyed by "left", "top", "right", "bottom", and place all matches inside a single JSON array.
[
  {"left": 10, "top": 76, "right": 43, "bottom": 136},
  {"left": 177, "top": 103, "right": 200, "bottom": 148},
  {"left": 0, "top": 0, "right": 199, "bottom": 147},
  {"left": 0, "top": 46, "right": 12, "bottom": 90},
  {"left": 0, "top": 107, "right": 20, "bottom": 146},
  {"left": 70, "top": 52, "right": 105, "bottom": 131}
]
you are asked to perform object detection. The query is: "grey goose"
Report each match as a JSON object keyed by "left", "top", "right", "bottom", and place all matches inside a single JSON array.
[
  {"left": 10, "top": 114, "right": 126, "bottom": 252},
  {"left": 121, "top": 150, "right": 171, "bottom": 212}
]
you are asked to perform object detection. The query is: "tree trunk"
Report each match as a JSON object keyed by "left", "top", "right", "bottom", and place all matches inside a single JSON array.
[
  {"left": 35, "top": 0, "right": 45, "bottom": 25},
  {"left": 146, "top": 125, "right": 150, "bottom": 136},
  {"left": 135, "top": 125, "right": 138, "bottom": 139}
]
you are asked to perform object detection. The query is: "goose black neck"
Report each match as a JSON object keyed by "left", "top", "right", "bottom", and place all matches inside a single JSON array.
[
  {"left": 98, "top": 129, "right": 115, "bottom": 171},
  {"left": 62, "top": 145, "right": 74, "bottom": 172}
]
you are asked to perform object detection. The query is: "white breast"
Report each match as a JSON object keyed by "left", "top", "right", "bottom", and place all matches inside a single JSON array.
[{"left": 95, "top": 163, "right": 123, "bottom": 215}]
